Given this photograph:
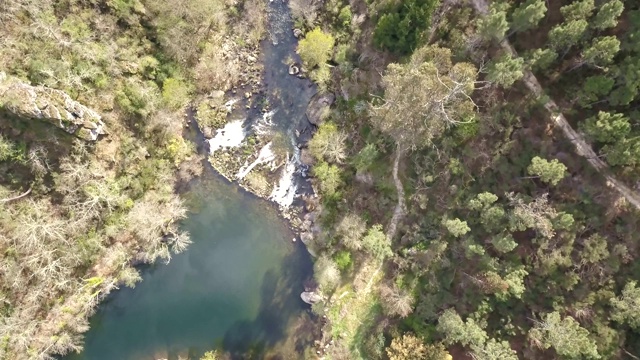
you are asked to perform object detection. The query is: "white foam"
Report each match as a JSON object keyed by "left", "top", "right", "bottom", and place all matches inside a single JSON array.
[
  {"left": 269, "top": 148, "right": 300, "bottom": 208},
  {"left": 254, "top": 109, "right": 278, "bottom": 135},
  {"left": 236, "top": 142, "right": 276, "bottom": 180},
  {"left": 208, "top": 120, "right": 246, "bottom": 154}
]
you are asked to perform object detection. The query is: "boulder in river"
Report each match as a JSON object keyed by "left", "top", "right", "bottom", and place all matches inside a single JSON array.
[
  {"left": 202, "top": 126, "right": 215, "bottom": 139},
  {"left": 301, "top": 291, "right": 323, "bottom": 305},
  {"left": 288, "top": 64, "right": 300, "bottom": 76},
  {"left": 293, "top": 28, "right": 303, "bottom": 38},
  {"left": 305, "top": 92, "right": 335, "bottom": 126}
]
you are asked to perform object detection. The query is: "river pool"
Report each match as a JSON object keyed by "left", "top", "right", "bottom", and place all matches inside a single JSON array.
[{"left": 64, "top": 170, "right": 314, "bottom": 360}]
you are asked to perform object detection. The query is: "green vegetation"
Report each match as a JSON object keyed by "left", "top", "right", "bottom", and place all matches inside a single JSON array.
[
  {"left": 373, "top": 0, "right": 440, "bottom": 54},
  {"left": 298, "top": 28, "right": 336, "bottom": 69},
  {"left": 0, "top": 0, "right": 264, "bottom": 358},
  {"left": 301, "top": 0, "right": 640, "bottom": 359},
  {"left": 5, "top": 0, "right": 640, "bottom": 358}
]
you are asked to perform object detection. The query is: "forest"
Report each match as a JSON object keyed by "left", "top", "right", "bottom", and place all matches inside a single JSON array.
[
  {"left": 294, "top": 0, "right": 640, "bottom": 359},
  {"left": 1, "top": 0, "right": 639, "bottom": 359}
]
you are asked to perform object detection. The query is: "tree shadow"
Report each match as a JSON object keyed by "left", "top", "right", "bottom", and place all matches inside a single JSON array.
[{"left": 222, "top": 243, "right": 314, "bottom": 359}]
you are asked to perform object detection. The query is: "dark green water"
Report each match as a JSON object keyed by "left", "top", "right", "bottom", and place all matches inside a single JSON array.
[{"left": 65, "top": 171, "right": 313, "bottom": 360}]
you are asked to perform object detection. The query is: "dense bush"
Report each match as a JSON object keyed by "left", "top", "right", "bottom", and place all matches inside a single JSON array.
[{"left": 373, "top": 0, "right": 439, "bottom": 55}]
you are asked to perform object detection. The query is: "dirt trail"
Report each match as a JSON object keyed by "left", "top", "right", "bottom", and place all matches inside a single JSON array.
[
  {"left": 387, "top": 149, "right": 406, "bottom": 241},
  {"left": 471, "top": 0, "right": 640, "bottom": 211}
]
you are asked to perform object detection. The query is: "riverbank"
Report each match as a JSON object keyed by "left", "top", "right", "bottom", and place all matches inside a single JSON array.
[{"left": 191, "top": 0, "right": 326, "bottom": 233}]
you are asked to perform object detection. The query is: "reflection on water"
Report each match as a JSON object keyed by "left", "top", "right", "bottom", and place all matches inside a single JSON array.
[{"left": 64, "top": 170, "right": 313, "bottom": 360}]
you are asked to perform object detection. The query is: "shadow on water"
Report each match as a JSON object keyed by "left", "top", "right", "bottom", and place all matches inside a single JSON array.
[
  {"left": 60, "top": 168, "right": 314, "bottom": 360},
  {"left": 222, "top": 245, "right": 313, "bottom": 359}
]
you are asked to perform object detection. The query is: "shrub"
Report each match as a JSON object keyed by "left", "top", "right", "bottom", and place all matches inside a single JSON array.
[
  {"left": 352, "top": 143, "right": 379, "bottom": 172},
  {"left": 308, "top": 122, "right": 347, "bottom": 163},
  {"left": 337, "top": 213, "right": 366, "bottom": 250},
  {"left": 298, "top": 28, "right": 335, "bottom": 69},
  {"left": 313, "top": 161, "right": 343, "bottom": 195},
  {"left": 162, "top": 77, "right": 193, "bottom": 110},
  {"left": 314, "top": 255, "right": 341, "bottom": 289},
  {"left": 362, "top": 224, "right": 392, "bottom": 260},
  {"left": 334, "top": 250, "right": 352, "bottom": 271}
]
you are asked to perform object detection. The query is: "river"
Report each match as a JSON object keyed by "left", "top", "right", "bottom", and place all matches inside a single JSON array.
[
  {"left": 63, "top": 0, "right": 318, "bottom": 359},
  {"left": 64, "top": 169, "right": 314, "bottom": 360}
]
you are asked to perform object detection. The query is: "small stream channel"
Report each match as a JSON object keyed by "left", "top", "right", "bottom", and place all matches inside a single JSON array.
[{"left": 63, "top": 1, "right": 319, "bottom": 359}]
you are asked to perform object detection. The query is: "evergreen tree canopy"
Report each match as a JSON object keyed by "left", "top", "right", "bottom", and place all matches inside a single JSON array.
[{"left": 373, "top": 0, "right": 439, "bottom": 55}]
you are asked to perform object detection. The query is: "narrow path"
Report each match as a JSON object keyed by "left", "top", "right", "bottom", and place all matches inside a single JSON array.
[
  {"left": 387, "top": 149, "right": 406, "bottom": 241},
  {"left": 0, "top": 187, "right": 31, "bottom": 203},
  {"left": 471, "top": 0, "right": 640, "bottom": 211}
]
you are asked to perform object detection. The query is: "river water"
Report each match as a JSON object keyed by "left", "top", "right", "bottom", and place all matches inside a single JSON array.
[
  {"left": 65, "top": 170, "right": 313, "bottom": 360},
  {"left": 64, "top": 1, "right": 318, "bottom": 359}
]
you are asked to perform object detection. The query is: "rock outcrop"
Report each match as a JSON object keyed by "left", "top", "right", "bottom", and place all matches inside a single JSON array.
[
  {"left": 305, "top": 92, "right": 335, "bottom": 126},
  {"left": 0, "top": 72, "right": 106, "bottom": 141}
]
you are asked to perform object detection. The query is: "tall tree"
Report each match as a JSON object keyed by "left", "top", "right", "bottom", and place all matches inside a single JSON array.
[
  {"left": 593, "top": 0, "right": 624, "bottom": 30},
  {"left": 582, "top": 36, "right": 621, "bottom": 68},
  {"left": 581, "top": 111, "right": 630, "bottom": 143},
  {"left": 437, "top": 309, "right": 488, "bottom": 347},
  {"left": 486, "top": 54, "right": 525, "bottom": 87},
  {"left": 602, "top": 138, "right": 640, "bottom": 166},
  {"left": 379, "top": 284, "right": 414, "bottom": 318},
  {"left": 611, "top": 280, "right": 640, "bottom": 329},
  {"left": 548, "top": 20, "right": 589, "bottom": 50},
  {"left": 526, "top": 48, "right": 558, "bottom": 71},
  {"left": 510, "top": 0, "right": 547, "bottom": 33},
  {"left": 527, "top": 156, "right": 567, "bottom": 186},
  {"left": 476, "top": 2, "right": 509, "bottom": 42},
  {"left": 560, "top": 0, "right": 595, "bottom": 21},
  {"left": 529, "top": 312, "right": 599, "bottom": 359},
  {"left": 443, "top": 218, "right": 471, "bottom": 237},
  {"left": 373, "top": 0, "right": 439, "bottom": 54},
  {"left": 371, "top": 45, "right": 478, "bottom": 151},
  {"left": 508, "top": 193, "right": 558, "bottom": 238},
  {"left": 576, "top": 75, "right": 615, "bottom": 107},
  {"left": 470, "top": 338, "right": 518, "bottom": 360}
]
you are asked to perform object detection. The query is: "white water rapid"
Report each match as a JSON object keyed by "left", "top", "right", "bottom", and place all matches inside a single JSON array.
[
  {"left": 236, "top": 142, "right": 276, "bottom": 180},
  {"left": 269, "top": 145, "right": 300, "bottom": 208},
  {"left": 208, "top": 119, "right": 246, "bottom": 154}
]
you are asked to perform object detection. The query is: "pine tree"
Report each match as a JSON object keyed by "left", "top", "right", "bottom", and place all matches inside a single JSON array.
[
  {"left": 527, "top": 157, "right": 567, "bottom": 186},
  {"left": 581, "top": 111, "right": 630, "bottom": 143},
  {"left": 486, "top": 54, "right": 525, "bottom": 87},
  {"left": 511, "top": 0, "right": 547, "bottom": 33},
  {"left": 529, "top": 312, "right": 599, "bottom": 359},
  {"left": 548, "top": 20, "right": 588, "bottom": 50},
  {"left": 476, "top": 2, "right": 509, "bottom": 42},
  {"left": 611, "top": 281, "right": 640, "bottom": 329},
  {"left": 593, "top": 0, "right": 624, "bottom": 30}
]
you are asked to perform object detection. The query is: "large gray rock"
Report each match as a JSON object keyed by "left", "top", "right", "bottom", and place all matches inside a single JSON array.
[
  {"left": 301, "top": 291, "right": 323, "bottom": 305},
  {"left": 0, "top": 72, "right": 106, "bottom": 141},
  {"left": 305, "top": 92, "right": 335, "bottom": 126}
]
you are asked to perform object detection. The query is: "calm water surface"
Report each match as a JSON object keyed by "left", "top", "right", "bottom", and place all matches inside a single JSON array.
[{"left": 65, "top": 171, "right": 313, "bottom": 360}]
